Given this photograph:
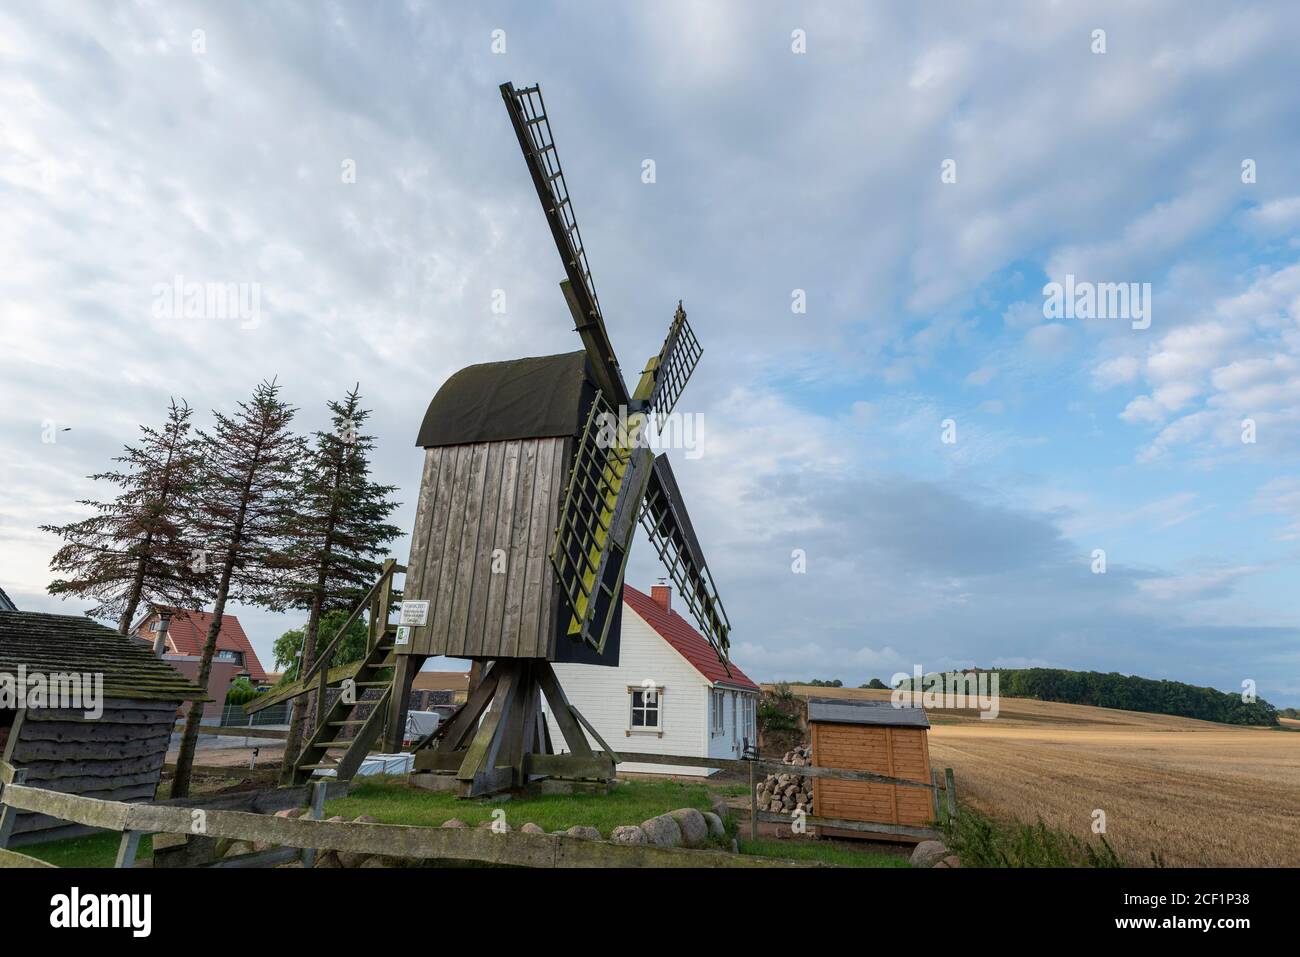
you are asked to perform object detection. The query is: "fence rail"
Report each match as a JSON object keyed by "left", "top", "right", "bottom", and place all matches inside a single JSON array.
[
  {"left": 172, "top": 723, "right": 289, "bottom": 740},
  {"left": 0, "top": 760, "right": 817, "bottom": 869},
  {"left": 0, "top": 739, "right": 958, "bottom": 867}
]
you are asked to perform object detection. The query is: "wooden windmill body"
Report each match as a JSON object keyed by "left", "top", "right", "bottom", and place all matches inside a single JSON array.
[{"left": 382, "top": 84, "right": 731, "bottom": 798}]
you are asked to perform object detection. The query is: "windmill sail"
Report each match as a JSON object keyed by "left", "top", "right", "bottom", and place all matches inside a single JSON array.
[
  {"left": 500, "top": 82, "right": 629, "bottom": 407},
  {"left": 551, "top": 392, "right": 654, "bottom": 653},
  {"left": 639, "top": 454, "right": 731, "bottom": 664},
  {"left": 634, "top": 302, "right": 703, "bottom": 418}
]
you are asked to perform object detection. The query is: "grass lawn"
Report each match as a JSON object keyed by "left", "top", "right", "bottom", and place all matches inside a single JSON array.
[
  {"left": 739, "top": 837, "right": 909, "bottom": 867},
  {"left": 324, "top": 775, "right": 726, "bottom": 839},
  {"left": 18, "top": 832, "right": 155, "bottom": 868}
]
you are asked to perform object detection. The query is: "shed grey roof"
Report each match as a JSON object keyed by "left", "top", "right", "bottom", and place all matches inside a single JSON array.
[
  {"left": 807, "top": 697, "right": 930, "bottom": 728},
  {"left": 0, "top": 586, "right": 15, "bottom": 611},
  {"left": 0, "top": 611, "right": 207, "bottom": 701}
]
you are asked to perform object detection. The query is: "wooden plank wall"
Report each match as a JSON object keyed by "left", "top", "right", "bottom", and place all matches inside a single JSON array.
[
  {"left": 403, "top": 437, "right": 569, "bottom": 661},
  {"left": 3, "top": 698, "right": 177, "bottom": 846},
  {"left": 811, "top": 722, "right": 933, "bottom": 829}
]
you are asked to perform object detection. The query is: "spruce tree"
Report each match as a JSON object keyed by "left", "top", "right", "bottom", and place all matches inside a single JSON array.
[
  {"left": 41, "top": 398, "right": 206, "bottom": 633},
  {"left": 278, "top": 385, "right": 400, "bottom": 783},
  {"left": 171, "top": 380, "right": 304, "bottom": 798}
]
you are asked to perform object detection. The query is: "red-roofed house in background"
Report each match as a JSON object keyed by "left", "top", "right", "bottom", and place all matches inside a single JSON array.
[
  {"left": 545, "top": 584, "right": 759, "bottom": 776},
  {"left": 131, "top": 608, "right": 269, "bottom": 721}
]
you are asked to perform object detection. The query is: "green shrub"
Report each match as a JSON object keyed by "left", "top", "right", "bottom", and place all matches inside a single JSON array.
[
  {"left": 225, "top": 676, "right": 264, "bottom": 706},
  {"left": 941, "top": 808, "right": 1129, "bottom": 867}
]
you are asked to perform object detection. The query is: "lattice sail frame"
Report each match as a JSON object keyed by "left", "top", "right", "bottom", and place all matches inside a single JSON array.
[
  {"left": 502, "top": 84, "right": 604, "bottom": 328},
  {"left": 638, "top": 457, "right": 732, "bottom": 666},
  {"left": 550, "top": 393, "right": 653, "bottom": 653},
  {"left": 644, "top": 304, "right": 703, "bottom": 419}
]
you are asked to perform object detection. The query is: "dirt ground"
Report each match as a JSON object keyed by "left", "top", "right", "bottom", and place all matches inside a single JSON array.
[{"left": 165, "top": 743, "right": 286, "bottom": 768}]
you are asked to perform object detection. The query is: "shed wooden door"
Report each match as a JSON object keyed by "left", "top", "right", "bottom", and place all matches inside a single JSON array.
[{"left": 811, "top": 722, "right": 933, "bottom": 829}]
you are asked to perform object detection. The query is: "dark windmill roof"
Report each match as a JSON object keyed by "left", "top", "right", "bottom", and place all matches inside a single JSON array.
[
  {"left": 0, "top": 611, "right": 207, "bottom": 702},
  {"left": 416, "top": 351, "right": 598, "bottom": 448},
  {"left": 807, "top": 697, "right": 931, "bottom": 729}
]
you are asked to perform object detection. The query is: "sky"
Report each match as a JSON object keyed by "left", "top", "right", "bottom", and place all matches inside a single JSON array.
[{"left": 1, "top": 1, "right": 1298, "bottom": 706}]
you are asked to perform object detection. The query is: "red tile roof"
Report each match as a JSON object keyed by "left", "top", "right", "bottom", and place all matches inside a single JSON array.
[
  {"left": 138, "top": 607, "right": 267, "bottom": 682},
  {"left": 623, "top": 584, "right": 758, "bottom": 692}
]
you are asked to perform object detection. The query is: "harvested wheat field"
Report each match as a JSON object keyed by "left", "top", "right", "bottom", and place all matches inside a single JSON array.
[{"left": 780, "top": 685, "right": 1300, "bottom": 867}]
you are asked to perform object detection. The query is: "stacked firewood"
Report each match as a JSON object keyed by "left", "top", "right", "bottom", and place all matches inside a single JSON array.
[{"left": 755, "top": 744, "right": 814, "bottom": 814}]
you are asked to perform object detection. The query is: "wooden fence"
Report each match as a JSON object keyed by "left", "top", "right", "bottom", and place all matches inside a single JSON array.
[
  {"left": 0, "top": 760, "right": 819, "bottom": 869},
  {"left": 0, "top": 741, "right": 956, "bottom": 868}
]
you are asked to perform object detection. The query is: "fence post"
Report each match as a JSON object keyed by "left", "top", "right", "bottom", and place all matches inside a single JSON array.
[
  {"left": 748, "top": 758, "right": 758, "bottom": 841},
  {"left": 0, "top": 767, "right": 26, "bottom": 849},
  {"left": 931, "top": 769, "right": 942, "bottom": 821},
  {"left": 115, "top": 830, "right": 142, "bottom": 868},
  {"left": 944, "top": 768, "right": 957, "bottom": 819},
  {"left": 301, "top": 779, "right": 328, "bottom": 868}
]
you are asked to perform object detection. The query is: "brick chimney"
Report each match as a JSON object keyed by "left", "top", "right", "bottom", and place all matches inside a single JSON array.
[{"left": 651, "top": 584, "right": 671, "bottom": 611}]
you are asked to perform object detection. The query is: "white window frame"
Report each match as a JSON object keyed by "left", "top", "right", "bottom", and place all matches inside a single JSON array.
[
  {"left": 627, "top": 685, "right": 664, "bottom": 737},
  {"left": 742, "top": 694, "right": 755, "bottom": 744},
  {"left": 711, "top": 689, "right": 725, "bottom": 737}
]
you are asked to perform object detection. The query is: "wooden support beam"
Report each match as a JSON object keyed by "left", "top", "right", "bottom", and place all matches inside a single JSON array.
[
  {"left": 115, "top": 830, "right": 142, "bottom": 868},
  {"left": 455, "top": 667, "right": 517, "bottom": 787},
  {"left": 301, "top": 780, "right": 328, "bottom": 868},
  {"left": 383, "top": 652, "right": 425, "bottom": 754},
  {"left": 536, "top": 661, "right": 593, "bottom": 757},
  {"left": 412, "top": 750, "right": 465, "bottom": 773},
  {"left": 755, "top": 811, "right": 940, "bottom": 842},
  {"left": 431, "top": 663, "right": 501, "bottom": 753},
  {"left": 523, "top": 753, "right": 614, "bottom": 780},
  {"left": 0, "top": 766, "right": 26, "bottom": 849}
]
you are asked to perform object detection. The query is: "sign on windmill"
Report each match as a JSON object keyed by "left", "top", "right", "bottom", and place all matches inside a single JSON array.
[{"left": 383, "top": 82, "right": 732, "bottom": 798}]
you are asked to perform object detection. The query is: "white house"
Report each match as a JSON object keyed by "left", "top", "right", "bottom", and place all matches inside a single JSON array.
[{"left": 545, "top": 583, "right": 760, "bottom": 776}]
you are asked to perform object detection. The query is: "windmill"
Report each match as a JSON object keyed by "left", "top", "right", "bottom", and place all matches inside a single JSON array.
[{"left": 375, "top": 82, "right": 732, "bottom": 797}]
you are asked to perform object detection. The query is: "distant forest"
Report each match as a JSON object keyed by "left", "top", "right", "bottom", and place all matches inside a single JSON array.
[{"left": 899, "top": 668, "right": 1279, "bottom": 727}]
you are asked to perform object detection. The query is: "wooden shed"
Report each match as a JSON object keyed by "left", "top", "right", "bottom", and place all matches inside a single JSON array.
[
  {"left": 808, "top": 697, "right": 933, "bottom": 841},
  {"left": 0, "top": 611, "right": 206, "bottom": 846}
]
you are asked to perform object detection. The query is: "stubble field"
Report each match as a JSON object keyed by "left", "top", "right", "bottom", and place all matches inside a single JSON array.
[{"left": 783, "top": 684, "right": 1299, "bottom": 867}]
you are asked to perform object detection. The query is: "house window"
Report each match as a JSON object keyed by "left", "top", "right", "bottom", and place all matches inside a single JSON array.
[
  {"left": 148, "top": 621, "right": 160, "bottom": 632},
  {"left": 743, "top": 695, "right": 755, "bottom": 743},
  {"left": 628, "top": 687, "right": 662, "bottom": 734},
  {"left": 216, "top": 649, "right": 244, "bottom": 666},
  {"left": 711, "top": 689, "right": 725, "bottom": 736}
]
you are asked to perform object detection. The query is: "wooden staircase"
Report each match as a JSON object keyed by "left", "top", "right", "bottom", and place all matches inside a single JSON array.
[{"left": 247, "top": 560, "right": 405, "bottom": 787}]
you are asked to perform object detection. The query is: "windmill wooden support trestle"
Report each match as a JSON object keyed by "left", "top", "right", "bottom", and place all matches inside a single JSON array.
[{"left": 400, "top": 658, "right": 619, "bottom": 798}]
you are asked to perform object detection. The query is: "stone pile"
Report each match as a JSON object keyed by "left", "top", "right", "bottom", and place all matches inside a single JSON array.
[{"left": 756, "top": 744, "right": 814, "bottom": 815}]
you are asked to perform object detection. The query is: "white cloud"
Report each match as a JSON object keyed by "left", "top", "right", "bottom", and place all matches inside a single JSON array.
[{"left": 1093, "top": 355, "right": 1140, "bottom": 389}]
